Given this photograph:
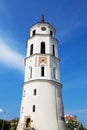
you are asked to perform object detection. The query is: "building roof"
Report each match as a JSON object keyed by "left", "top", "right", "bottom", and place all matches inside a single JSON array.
[{"left": 65, "top": 115, "right": 77, "bottom": 121}]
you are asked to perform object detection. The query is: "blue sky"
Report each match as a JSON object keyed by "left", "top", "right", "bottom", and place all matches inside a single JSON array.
[{"left": 0, "top": 0, "right": 87, "bottom": 126}]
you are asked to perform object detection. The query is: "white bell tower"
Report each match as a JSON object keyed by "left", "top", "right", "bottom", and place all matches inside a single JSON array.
[{"left": 17, "top": 13, "right": 67, "bottom": 130}]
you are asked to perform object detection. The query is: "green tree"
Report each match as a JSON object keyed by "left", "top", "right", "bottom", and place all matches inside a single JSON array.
[
  {"left": 0, "top": 119, "right": 11, "bottom": 130},
  {"left": 66, "top": 120, "right": 85, "bottom": 130},
  {"left": 10, "top": 118, "right": 19, "bottom": 130}
]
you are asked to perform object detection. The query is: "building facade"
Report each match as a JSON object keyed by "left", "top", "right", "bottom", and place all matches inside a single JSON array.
[{"left": 17, "top": 14, "right": 67, "bottom": 130}]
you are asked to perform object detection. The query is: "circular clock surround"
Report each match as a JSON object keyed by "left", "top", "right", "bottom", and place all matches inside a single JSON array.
[{"left": 41, "top": 27, "right": 46, "bottom": 31}]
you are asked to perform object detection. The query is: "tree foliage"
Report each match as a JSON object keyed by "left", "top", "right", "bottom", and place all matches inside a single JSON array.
[
  {"left": 0, "top": 118, "right": 19, "bottom": 130},
  {"left": 0, "top": 119, "right": 11, "bottom": 130},
  {"left": 66, "top": 120, "right": 86, "bottom": 130}
]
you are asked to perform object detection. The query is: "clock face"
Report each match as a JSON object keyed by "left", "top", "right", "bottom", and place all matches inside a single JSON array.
[{"left": 41, "top": 27, "right": 46, "bottom": 31}]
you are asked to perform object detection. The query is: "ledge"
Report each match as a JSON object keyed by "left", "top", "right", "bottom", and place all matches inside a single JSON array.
[
  {"left": 22, "top": 79, "right": 62, "bottom": 88},
  {"left": 25, "top": 53, "right": 60, "bottom": 62}
]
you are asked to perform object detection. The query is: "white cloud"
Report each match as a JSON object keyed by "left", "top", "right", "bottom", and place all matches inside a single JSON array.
[
  {"left": 0, "top": 38, "right": 24, "bottom": 72},
  {"left": 0, "top": 108, "right": 4, "bottom": 113}
]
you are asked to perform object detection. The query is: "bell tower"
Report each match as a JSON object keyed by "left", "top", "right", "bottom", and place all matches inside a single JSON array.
[{"left": 17, "top": 14, "right": 67, "bottom": 130}]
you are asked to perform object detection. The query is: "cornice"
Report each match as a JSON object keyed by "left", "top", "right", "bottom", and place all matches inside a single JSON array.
[
  {"left": 29, "top": 22, "right": 56, "bottom": 33},
  {"left": 26, "top": 34, "right": 58, "bottom": 44},
  {"left": 22, "top": 79, "right": 62, "bottom": 88},
  {"left": 25, "top": 53, "right": 60, "bottom": 62}
]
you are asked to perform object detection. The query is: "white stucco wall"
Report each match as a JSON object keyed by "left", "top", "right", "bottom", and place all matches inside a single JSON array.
[
  {"left": 24, "top": 55, "right": 60, "bottom": 83},
  {"left": 26, "top": 35, "right": 58, "bottom": 57},
  {"left": 19, "top": 80, "right": 65, "bottom": 130},
  {"left": 29, "top": 23, "right": 55, "bottom": 37}
]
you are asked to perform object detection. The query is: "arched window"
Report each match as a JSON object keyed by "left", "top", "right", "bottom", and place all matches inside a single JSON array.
[
  {"left": 26, "top": 118, "right": 31, "bottom": 127},
  {"left": 50, "top": 31, "right": 53, "bottom": 36},
  {"left": 32, "top": 30, "right": 36, "bottom": 36},
  {"left": 29, "top": 67, "right": 32, "bottom": 78},
  {"left": 53, "top": 67, "right": 56, "bottom": 79},
  {"left": 41, "top": 42, "right": 45, "bottom": 54},
  {"left": 52, "top": 45, "right": 55, "bottom": 56},
  {"left": 41, "top": 66, "right": 45, "bottom": 77},
  {"left": 30, "top": 44, "right": 33, "bottom": 55}
]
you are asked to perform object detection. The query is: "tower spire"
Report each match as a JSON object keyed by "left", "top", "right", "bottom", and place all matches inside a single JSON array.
[{"left": 40, "top": 11, "right": 44, "bottom": 23}]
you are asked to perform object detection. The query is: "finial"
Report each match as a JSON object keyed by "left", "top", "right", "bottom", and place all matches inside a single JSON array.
[{"left": 40, "top": 10, "right": 44, "bottom": 23}]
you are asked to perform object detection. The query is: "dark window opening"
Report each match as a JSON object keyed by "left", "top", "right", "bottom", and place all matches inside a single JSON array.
[
  {"left": 52, "top": 45, "right": 55, "bottom": 56},
  {"left": 34, "top": 89, "right": 37, "bottom": 95},
  {"left": 53, "top": 67, "right": 56, "bottom": 79},
  {"left": 26, "top": 118, "right": 31, "bottom": 127},
  {"left": 50, "top": 31, "right": 53, "bottom": 36},
  {"left": 41, "top": 42, "right": 45, "bottom": 54},
  {"left": 30, "top": 67, "right": 32, "bottom": 78},
  {"left": 33, "top": 105, "right": 35, "bottom": 112},
  {"left": 32, "top": 30, "right": 36, "bottom": 36},
  {"left": 41, "top": 66, "right": 44, "bottom": 76},
  {"left": 30, "top": 44, "right": 33, "bottom": 55}
]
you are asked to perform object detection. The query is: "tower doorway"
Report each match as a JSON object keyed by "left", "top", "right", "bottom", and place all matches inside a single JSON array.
[{"left": 26, "top": 118, "right": 31, "bottom": 128}]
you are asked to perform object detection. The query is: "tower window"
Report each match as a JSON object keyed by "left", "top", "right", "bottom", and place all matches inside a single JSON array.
[
  {"left": 41, "top": 66, "right": 44, "bottom": 77},
  {"left": 26, "top": 118, "right": 31, "bottom": 127},
  {"left": 21, "top": 107, "right": 24, "bottom": 113},
  {"left": 23, "top": 90, "right": 26, "bottom": 97},
  {"left": 29, "top": 67, "right": 32, "bottom": 78},
  {"left": 32, "top": 105, "right": 35, "bottom": 112},
  {"left": 34, "top": 89, "right": 37, "bottom": 95},
  {"left": 50, "top": 31, "right": 53, "bottom": 36},
  {"left": 30, "top": 44, "right": 33, "bottom": 55},
  {"left": 41, "top": 42, "right": 45, "bottom": 54},
  {"left": 52, "top": 45, "right": 55, "bottom": 56},
  {"left": 32, "top": 30, "right": 36, "bottom": 36},
  {"left": 53, "top": 67, "right": 56, "bottom": 79}
]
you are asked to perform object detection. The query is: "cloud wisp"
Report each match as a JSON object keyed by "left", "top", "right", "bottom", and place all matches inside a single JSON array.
[
  {"left": 0, "top": 108, "right": 4, "bottom": 113},
  {"left": 0, "top": 38, "right": 24, "bottom": 72}
]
